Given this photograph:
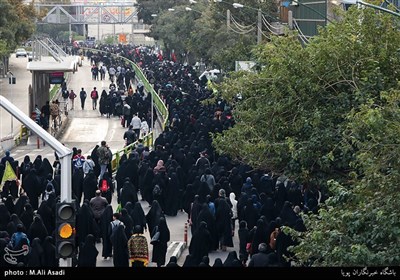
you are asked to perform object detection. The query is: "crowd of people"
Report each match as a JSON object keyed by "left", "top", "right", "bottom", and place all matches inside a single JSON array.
[{"left": 0, "top": 43, "right": 326, "bottom": 268}]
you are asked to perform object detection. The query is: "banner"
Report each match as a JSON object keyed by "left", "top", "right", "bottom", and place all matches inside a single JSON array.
[
  {"left": 0, "top": 161, "right": 17, "bottom": 191},
  {"left": 119, "top": 33, "right": 127, "bottom": 43}
]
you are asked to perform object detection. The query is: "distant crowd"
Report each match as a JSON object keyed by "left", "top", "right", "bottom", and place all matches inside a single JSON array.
[{"left": 0, "top": 43, "right": 326, "bottom": 267}]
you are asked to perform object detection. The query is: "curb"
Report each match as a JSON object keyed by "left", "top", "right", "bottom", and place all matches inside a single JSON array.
[{"left": 167, "top": 241, "right": 186, "bottom": 260}]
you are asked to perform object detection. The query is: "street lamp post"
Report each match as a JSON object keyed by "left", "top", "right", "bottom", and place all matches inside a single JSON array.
[
  {"left": 232, "top": 3, "right": 264, "bottom": 44},
  {"left": 7, "top": 72, "right": 15, "bottom": 136}
]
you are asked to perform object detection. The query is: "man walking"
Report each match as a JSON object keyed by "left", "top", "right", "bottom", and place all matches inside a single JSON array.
[
  {"left": 69, "top": 90, "right": 77, "bottom": 110},
  {"left": 123, "top": 125, "right": 136, "bottom": 147},
  {"left": 97, "top": 140, "right": 112, "bottom": 179},
  {"left": 91, "top": 87, "right": 99, "bottom": 110},
  {"left": 80, "top": 88, "right": 87, "bottom": 110},
  {"left": 130, "top": 113, "right": 141, "bottom": 140}
]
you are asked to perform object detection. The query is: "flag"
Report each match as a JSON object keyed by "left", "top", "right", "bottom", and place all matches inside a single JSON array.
[
  {"left": 0, "top": 161, "right": 17, "bottom": 191},
  {"left": 171, "top": 49, "right": 177, "bottom": 62},
  {"left": 158, "top": 49, "right": 163, "bottom": 61}
]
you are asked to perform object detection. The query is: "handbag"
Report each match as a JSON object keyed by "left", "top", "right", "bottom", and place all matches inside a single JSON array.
[{"left": 150, "top": 231, "right": 160, "bottom": 245}]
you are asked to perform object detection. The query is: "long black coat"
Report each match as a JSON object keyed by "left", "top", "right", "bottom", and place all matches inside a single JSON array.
[
  {"left": 130, "top": 202, "right": 147, "bottom": 231},
  {"left": 151, "top": 218, "right": 170, "bottom": 267},
  {"left": 146, "top": 200, "right": 163, "bottom": 238},
  {"left": 42, "top": 236, "right": 58, "bottom": 267},
  {"left": 27, "top": 238, "right": 44, "bottom": 267},
  {"left": 188, "top": 221, "right": 212, "bottom": 266},
  {"left": 78, "top": 234, "right": 98, "bottom": 267},
  {"left": 110, "top": 224, "right": 129, "bottom": 267},
  {"left": 82, "top": 171, "right": 98, "bottom": 202},
  {"left": 99, "top": 205, "right": 113, "bottom": 258},
  {"left": 215, "top": 197, "right": 233, "bottom": 247}
]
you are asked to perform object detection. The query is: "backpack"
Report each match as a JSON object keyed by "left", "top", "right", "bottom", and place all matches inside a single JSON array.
[
  {"left": 100, "top": 179, "right": 109, "bottom": 193},
  {"left": 153, "top": 184, "right": 161, "bottom": 196},
  {"left": 46, "top": 180, "right": 55, "bottom": 192},
  {"left": 62, "top": 90, "right": 69, "bottom": 99},
  {"left": 91, "top": 90, "right": 98, "bottom": 99},
  {"left": 74, "top": 156, "right": 84, "bottom": 169},
  {"left": 22, "top": 163, "right": 31, "bottom": 174}
]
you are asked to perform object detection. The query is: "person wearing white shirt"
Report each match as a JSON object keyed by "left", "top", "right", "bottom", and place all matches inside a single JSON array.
[
  {"left": 140, "top": 118, "right": 149, "bottom": 138},
  {"left": 83, "top": 155, "right": 95, "bottom": 177},
  {"left": 130, "top": 114, "right": 141, "bottom": 139}
]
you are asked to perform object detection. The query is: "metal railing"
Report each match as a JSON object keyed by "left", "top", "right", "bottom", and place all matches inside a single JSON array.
[{"left": 110, "top": 132, "right": 153, "bottom": 172}]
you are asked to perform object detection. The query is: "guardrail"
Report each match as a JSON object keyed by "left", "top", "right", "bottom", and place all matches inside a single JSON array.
[
  {"left": 82, "top": 47, "right": 169, "bottom": 172},
  {"left": 110, "top": 132, "right": 153, "bottom": 172}
]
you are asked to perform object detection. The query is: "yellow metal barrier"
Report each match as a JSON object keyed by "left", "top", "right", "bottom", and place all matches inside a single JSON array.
[
  {"left": 15, "top": 125, "right": 29, "bottom": 145},
  {"left": 111, "top": 131, "right": 153, "bottom": 173}
]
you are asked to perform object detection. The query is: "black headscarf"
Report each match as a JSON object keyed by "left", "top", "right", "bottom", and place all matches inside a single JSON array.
[
  {"left": 27, "top": 215, "right": 48, "bottom": 243},
  {"left": 42, "top": 236, "right": 58, "bottom": 267},
  {"left": 20, "top": 203, "right": 34, "bottom": 231},
  {"left": 78, "top": 234, "right": 98, "bottom": 267},
  {"left": 110, "top": 224, "right": 129, "bottom": 267},
  {"left": 146, "top": 200, "right": 163, "bottom": 237},
  {"left": 27, "top": 238, "right": 44, "bottom": 267},
  {"left": 99, "top": 204, "right": 113, "bottom": 258},
  {"left": 0, "top": 204, "right": 10, "bottom": 231}
]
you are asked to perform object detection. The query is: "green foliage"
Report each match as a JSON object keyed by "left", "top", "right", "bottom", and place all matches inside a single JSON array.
[
  {"left": 213, "top": 7, "right": 400, "bottom": 266},
  {"left": 57, "top": 31, "right": 79, "bottom": 43},
  {"left": 103, "top": 35, "right": 118, "bottom": 45},
  {"left": 145, "top": 0, "right": 277, "bottom": 67},
  {"left": 36, "top": 24, "right": 70, "bottom": 41},
  {"left": 136, "top": 0, "right": 187, "bottom": 24},
  {"left": 0, "top": 0, "right": 36, "bottom": 55},
  {"left": 150, "top": 5, "right": 193, "bottom": 56}
]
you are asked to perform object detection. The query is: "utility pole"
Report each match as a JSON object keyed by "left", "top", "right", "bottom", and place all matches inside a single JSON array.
[
  {"left": 227, "top": 9, "right": 231, "bottom": 31},
  {"left": 98, "top": 10, "right": 101, "bottom": 43},
  {"left": 69, "top": 18, "right": 72, "bottom": 43},
  {"left": 288, "top": 10, "right": 293, "bottom": 30},
  {"left": 7, "top": 72, "right": 15, "bottom": 136},
  {"left": 257, "top": 9, "right": 262, "bottom": 44}
]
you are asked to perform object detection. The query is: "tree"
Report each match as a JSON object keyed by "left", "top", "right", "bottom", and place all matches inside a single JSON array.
[
  {"left": 212, "top": 6, "right": 400, "bottom": 265},
  {"left": 0, "top": 0, "right": 36, "bottom": 53},
  {"left": 145, "top": 0, "right": 277, "bottom": 68},
  {"left": 149, "top": 5, "right": 193, "bottom": 59},
  {"left": 289, "top": 90, "right": 400, "bottom": 266},
  {"left": 136, "top": 0, "right": 187, "bottom": 24}
]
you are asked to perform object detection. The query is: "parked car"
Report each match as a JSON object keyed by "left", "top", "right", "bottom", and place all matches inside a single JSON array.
[
  {"left": 27, "top": 51, "right": 33, "bottom": 62},
  {"left": 16, "top": 48, "right": 27, "bottom": 58}
]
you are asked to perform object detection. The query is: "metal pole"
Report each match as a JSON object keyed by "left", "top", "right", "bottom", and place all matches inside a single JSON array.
[
  {"left": 227, "top": 9, "right": 230, "bottom": 31},
  {"left": 98, "top": 10, "right": 100, "bottom": 42},
  {"left": 7, "top": 72, "right": 15, "bottom": 136},
  {"left": 184, "top": 222, "right": 188, "bottom": 244},
  {"left": 69, "top": 19, "right": 72, "bottom": 43},
  {"left": 151, "top": 89, "right": 154, "bottom": 133},
  {"left": 131, "top": 16, "right": 134, "bottom": 44},
  {"left": 113, "top": 23, "right": 116, "bottom": 45},
  {"left": 288, "top": 10, "right": 293, "bottom": 29},
  {"left": 0, "top": 95, "right": 72, "bottom": 208},
  {"left": 257, "top": 9, "right": 262, "bottom": 44}
]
